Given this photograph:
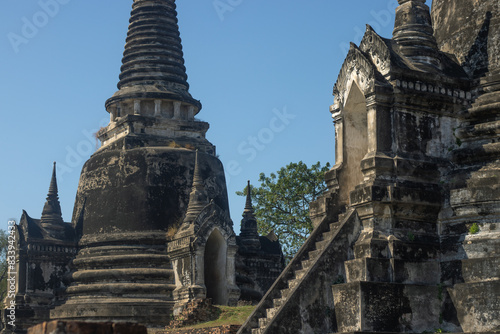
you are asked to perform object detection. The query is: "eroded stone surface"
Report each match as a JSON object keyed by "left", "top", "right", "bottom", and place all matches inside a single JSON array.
[
  {"left": 4, "top": 0, "right": 284, "bottom": 332},
  {"left": 238, "top": 0, "right": 499, "bottom": 333}
]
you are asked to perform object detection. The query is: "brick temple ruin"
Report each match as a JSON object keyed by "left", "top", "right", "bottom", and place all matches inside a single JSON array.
[
  {"left": 2, "top": 0, "right": 285, "bottom": 332},
  {"left": 3, "top": 0, "right": 500, "bottom": 333},
  {"left": 239, "top": 0, "right": 500, "bottom": 333}
]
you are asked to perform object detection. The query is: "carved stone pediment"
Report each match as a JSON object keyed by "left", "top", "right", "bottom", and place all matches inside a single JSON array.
[
  {"left": 332, "top": 43, "right": 378, "bottom": 114},
  {"left": 193, "top": 202, "right": 235, "bottom": 247},
  {"left": 170, "top": 201, "right": 235, "bottom": 252},
  {"left": 359, "top": 25, "right": 392, "bottom": 77}
]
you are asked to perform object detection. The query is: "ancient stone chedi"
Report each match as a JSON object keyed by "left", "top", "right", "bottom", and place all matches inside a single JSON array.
[
  {"left": 239, "top": 0, "right": 499, "bottom": 333},
  {"left": 4, "top": 0, "right": 284, "bottom": 332},
  {"left": 50, "top": 0, "right": 241, "bottom": 324}
]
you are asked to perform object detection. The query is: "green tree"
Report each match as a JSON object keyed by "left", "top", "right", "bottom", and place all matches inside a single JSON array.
[{"left": 237, "top": 161, "right": 330, "bottom": 261}]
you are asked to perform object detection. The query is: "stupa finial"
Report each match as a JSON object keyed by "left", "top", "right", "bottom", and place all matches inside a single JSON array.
[
  {"left": 243, "top": 180, "right": 255, "bottom": 217},
  {"left": 184, "top": 150, "right": 209, "bottom": 222},
  {"left": 40, "top": 162, "right": 64, "bottom": 226},
  {"left": 393, "top": 0, "right": 441, "bottom": 69}
]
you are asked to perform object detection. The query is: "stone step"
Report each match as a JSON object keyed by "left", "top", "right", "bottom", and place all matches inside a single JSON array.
[
  {"left": 258, "top": 317, "right": 268, "bottom": 328},
  {"left": 462, "top": 256, "right": 500, "bottom": 283},
  {"left": 389, "top": 239, "right": 439, "bottom": 261},
  {"left": 462, "top": 234, "right": 500, "bottom": 261},
  {"left": 251, "top": 328, "right": 262, "bottom": 334},
  {"left": 449, "top": 280, "right": 500, "bottom": 332},
  {"left": 266, "top": 307, "right": 278, "bottom": 319},
  {"left": 321, "top": 229, "right": 336, "bottom": 240},
  {"left": 308, "top": 249, "right": 322, "bottom": 260},
  {"left": 273, "top": 297, "right": 285, "bottom": 308},
  {"left": 294, "top": 268, "right": 307, "bottom": 280},
  {"left": 292, "top": 261, "right": 303, "bottom": 272},
  {"left": 301, "top": 259, "right": 313, "bottom": 269},
  {"left": 288, "top": 278, "right": 300, "bottom": 290},
  {"left": 280, "top": 287, "right": 292, "bottom": 299},
  {"left": 329, "top": 223, "right": 341, "bottom": 234},
  {"left": 253, "top": 303, "right": 280, "bottom": 332},
  {"left": 315, "top": 239, "right": 330, "bottom": 251}
]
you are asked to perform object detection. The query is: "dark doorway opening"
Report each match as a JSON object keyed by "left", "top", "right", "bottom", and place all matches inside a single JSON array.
[{"left": 204, "top": 229, "right": 227, "bottom": 305}]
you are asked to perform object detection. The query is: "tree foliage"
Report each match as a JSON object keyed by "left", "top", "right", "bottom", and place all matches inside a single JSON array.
[{"left": 237, "top": 161, "right": 330, "bottom": 261}]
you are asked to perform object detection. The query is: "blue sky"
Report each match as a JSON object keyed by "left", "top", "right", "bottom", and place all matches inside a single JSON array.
[{"left": 0, "top": 0, "right": 428, "bottom": 232}]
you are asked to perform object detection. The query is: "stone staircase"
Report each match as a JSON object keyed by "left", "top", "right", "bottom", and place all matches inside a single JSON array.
[
  {"left": 238, "top": 209, "right": 361, "bottom": 334},
  {"left": 446, "top": 222, "right": 500, "bottom": 332}
]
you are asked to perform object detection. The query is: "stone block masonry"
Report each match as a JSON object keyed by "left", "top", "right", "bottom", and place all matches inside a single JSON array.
[
  {"left": 166, "top": 299, "right": 221, "bottom": 329},
  {"left": 4, "top": 1, "right": 285, "bottom": 330},
  {"left": 27, "top": 321, "right": 147, "bottom": 334},
  {"left": 238, "top": 0, "right": 500, "bottom": 332},
  {"left": 156, "top": 325, "right": 240, "bottom": 334}
]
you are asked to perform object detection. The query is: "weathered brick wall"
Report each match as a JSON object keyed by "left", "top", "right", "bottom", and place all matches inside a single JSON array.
[
  {"left": 166, "top": 299, "right": 220, "bottom": 329},
  {"left": 157, "top": 325, "right": 240, "bottom": 334},
  {"left": 27, "top": 321, "right": 148, "bottom": 334}
]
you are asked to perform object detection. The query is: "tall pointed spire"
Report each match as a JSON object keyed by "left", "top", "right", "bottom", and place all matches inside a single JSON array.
[
  {"left": 184, "top": 151, "right": 209, "bottom": 223},
  {"left": 243, "top": 180, "right": 255, "bottom": 218},
  {"left": 99, "top": 0, "right": 211, "bottom": 151},
  {"left": 393, "top": 0, "right": 441, "bottom": 69},
  {"left": 106, "top": 0, "right": 201, "bottom": 111},
  {"left": 40, "top": 162, "right": 64, "bottom": 227},
  {"left": 239, "top": 181, "right": 260, "bottom": 249},
  {"left": 192, "top": 150, "right": 205, "bottom": 191}
]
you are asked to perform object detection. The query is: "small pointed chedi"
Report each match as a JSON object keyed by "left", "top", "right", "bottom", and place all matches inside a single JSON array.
[
  {"left": 235, "top": 181, "right": 285, "bottom": 304},
  {"left": 239, "top": 181, "right": 260, "bottom": 249},
  {"left": 183, "top": 150, "right": 209, "bottom": 223},
  {"left": 40, "top": 162, "right": 64, "bottom": 230},
  {"left": 5, "top": 164, "right": 77, "bottom": 333}
]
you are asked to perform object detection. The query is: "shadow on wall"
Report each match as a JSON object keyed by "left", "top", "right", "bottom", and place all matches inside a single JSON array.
[{"left": 462, "top": 11, "right": 492, "bottom": 78}]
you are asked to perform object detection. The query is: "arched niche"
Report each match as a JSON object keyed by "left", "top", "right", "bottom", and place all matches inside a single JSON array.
[
  {"left": 338, "top": 82, "right": 368, "bottom": 204},
  {"left": 204, "top": 228, "right": 227, "bottom": 305}
]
